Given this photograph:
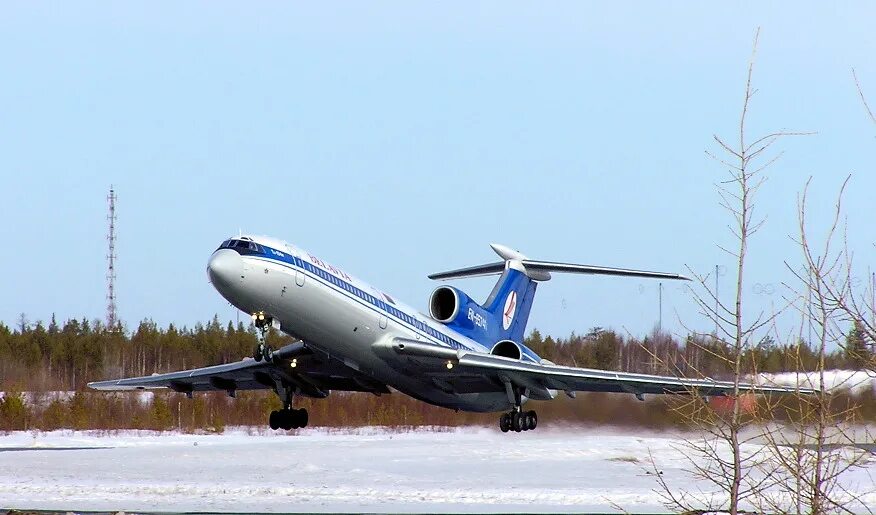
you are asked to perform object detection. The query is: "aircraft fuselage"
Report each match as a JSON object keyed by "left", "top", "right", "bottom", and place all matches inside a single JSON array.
[{"left": 207, "top": 235, "right": 515, "bottom": 412}]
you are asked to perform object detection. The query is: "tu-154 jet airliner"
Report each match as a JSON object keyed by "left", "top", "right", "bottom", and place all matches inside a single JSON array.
[{"left": 89, "top": 237, "right": 805, "bottom": 433}]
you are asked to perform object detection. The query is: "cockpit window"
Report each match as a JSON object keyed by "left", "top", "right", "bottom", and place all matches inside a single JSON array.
[{"left": 217, "top": 238, "right": 260, "bottom": 253}]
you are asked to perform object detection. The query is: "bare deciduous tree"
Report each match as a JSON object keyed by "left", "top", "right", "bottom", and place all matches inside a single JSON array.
[
  {"left": 751, "top": 177, "right": 874, "bottom": 515},
  {"left": 651, "top": 28, "right": 807, "bottom": 515},
  {"left": 745, "top": 66, "right": 876, "bottom": 515}
]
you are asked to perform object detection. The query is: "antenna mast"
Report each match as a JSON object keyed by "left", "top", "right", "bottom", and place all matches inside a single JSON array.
[{"left": 106, "top": 186, "right": 118, "bottom": 329}]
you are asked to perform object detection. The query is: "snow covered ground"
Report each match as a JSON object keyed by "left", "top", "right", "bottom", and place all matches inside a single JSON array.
[
  {"left": 1, "top": 426, "right": 875, "bottom": 513},
  {"left": 755, "top": 369, "right": 876, "bottom": 396}
]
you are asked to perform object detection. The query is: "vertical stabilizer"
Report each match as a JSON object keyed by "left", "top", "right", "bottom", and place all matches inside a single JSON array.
[
  {"left": 429, "top": 243, "right": 688, "bottom": 357},
  {"left": 482, "top": 268, "right": 538, "bottom": 344}
]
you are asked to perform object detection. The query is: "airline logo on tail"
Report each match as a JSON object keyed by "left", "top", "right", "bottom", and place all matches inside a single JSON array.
[{"left": 502, "top": 291, "right": 517, "bottom": 330}]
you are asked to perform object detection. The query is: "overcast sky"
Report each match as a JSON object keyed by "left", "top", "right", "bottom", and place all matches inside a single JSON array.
[{"left": 2, "top": 2, "right": 875, "bottom": 341}]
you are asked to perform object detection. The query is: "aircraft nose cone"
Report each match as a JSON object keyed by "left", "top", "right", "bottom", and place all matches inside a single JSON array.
[{"left": 207, "top": 249, "right": 243, "bottom": 287}]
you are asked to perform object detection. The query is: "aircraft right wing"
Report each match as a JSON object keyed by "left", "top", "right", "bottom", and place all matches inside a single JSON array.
[{"left": 88, "top": 342, "right": 391, "bottom": 398}]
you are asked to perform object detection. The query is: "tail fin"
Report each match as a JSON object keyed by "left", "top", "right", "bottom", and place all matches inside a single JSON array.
[
  {"left": 482, "top": 268, "right": 538, "bottom": 344},
  {"left": 428, "top": 243, "right": 689, "bottom": 346}
]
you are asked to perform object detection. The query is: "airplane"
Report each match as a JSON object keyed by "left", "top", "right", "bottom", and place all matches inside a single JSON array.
[{"left": 89, "top": 236, "right": 807, "bottom": 433}]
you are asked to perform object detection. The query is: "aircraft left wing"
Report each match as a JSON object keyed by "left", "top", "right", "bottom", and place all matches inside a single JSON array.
[
  {"left": 455, "top": 352, "right": 812, "bottom": 398},
  {"left": 378, "top": 339, "right": 814, "bottom": 399},
  {"left": 88, "top": 342, "right": 391, "bottom": 398}
]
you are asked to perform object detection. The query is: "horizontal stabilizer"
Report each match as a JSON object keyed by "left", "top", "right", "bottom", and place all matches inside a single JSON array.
[
  {"left": 522, "top": 260, "right": 690, "bottom": 281},
  {"left": 428, "top": 262, "right": 505, "bottom": 280},
  {"left": 429, "top": 243, "right": 690, "bottom": 282}
]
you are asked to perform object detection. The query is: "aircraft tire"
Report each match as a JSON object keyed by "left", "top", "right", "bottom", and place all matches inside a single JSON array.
[
  {"left": 253, "top": 345, "right": 263, "bottom": 362},
  {"left": 511, "top": 412, "right": 523, "bottom": 432},
  {"left": 499, "top": 413, "right": 510, "bottom": 432},
  {"left": 527, "top": 411, "right": 538, "bottom": 430},
  {"left": 269, "top": 410, "right": 280, "bottom": 430},
  {"left": 280, "top": 409, "right": 296, "bottom": 430}
]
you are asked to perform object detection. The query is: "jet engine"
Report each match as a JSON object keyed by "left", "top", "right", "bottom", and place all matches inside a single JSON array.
[
  {"left": 429, "top": 286, "right": 465, "bottom": 322},
  {"left": 428, "top": 286, "right": 492, "bottom": 330},
  {"left": 490, "top": 339, "right": 522, "bottom": 360}
]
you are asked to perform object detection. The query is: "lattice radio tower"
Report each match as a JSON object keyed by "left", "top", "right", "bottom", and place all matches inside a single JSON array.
[{"left": 106, "top": 186, "right": 118, "bottom": 329}]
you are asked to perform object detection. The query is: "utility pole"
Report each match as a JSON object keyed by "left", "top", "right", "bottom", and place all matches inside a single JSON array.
[
  {"left": 871, "top": 270, "right": 875, "bottom": 348},
  {"left": 658, "top": 282, "right": 663, "bottom": 334},
  {"left": 715, "top": 264, "right": 719, "bottom": 336},
  {"left": 106, "top": 186, "right": 118, "bottom": 330}
]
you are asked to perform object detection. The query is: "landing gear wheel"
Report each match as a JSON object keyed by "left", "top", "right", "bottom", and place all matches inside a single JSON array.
[
  {"left": 499, "top": 413, "right": 511, "bottom": 433},
  {"left": 498, "top": 409, "right": 538, "bottom": 434},
  {"left": 511, "top": 412, "right": 523, "bottom": 432},
  {"left": 269, "top": 408, "right": 309, "bottom": 430},
  {"left": 281, "top": 410, "right": 294, "bottom": 430},
  {"left": 252, "top": 311, "right": 274, "bottom": 362}
]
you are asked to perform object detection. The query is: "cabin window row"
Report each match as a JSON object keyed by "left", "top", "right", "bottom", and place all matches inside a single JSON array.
[{"left": 301, "top": 261, "right": 462, "bottom": 349}]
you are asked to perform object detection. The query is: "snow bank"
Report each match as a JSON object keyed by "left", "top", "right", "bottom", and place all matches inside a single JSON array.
[
  {"left": 755, "top": 369, "right": 876, "bottom": 396},
  {"left": 0, "top": 390, "right": 155, "bottom": 406}
]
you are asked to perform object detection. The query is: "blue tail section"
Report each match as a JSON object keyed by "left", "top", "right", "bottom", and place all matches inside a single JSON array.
[
  {"left": 437, "top": 268, "right": 538, "bottom": 352},
  {"left": 482, "top": 268, "right": 538, "bottom": 345}
]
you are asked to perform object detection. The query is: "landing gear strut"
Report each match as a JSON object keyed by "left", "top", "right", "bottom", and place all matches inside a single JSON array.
[
  {"left": 252, "top": 311, "right": 273, "bottom": 362},
  {"left": 498, "top": 382, "right": 538, "bottom": 433},
  {"left": 268, "top": 385, "right": 309, "bottom": 430}
]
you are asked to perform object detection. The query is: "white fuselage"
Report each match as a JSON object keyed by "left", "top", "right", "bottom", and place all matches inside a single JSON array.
[{"left": 207, "top": 235, "right": 514, "bottom": 412}]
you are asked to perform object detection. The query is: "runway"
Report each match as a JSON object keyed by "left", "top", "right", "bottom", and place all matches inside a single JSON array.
[{"left": 1, "top": 426, "right": 874, "bottom": 513}]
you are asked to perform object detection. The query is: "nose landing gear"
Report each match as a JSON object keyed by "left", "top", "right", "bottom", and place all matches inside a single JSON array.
[{"left": 252, "top": 311, "right": 274, "bottom": 362}]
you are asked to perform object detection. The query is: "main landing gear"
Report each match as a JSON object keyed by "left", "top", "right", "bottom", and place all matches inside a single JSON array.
[
  {"left": 269, "top": 384, "right": 309, "bottom": 430},
  {"left": 252, "top": 311, "right": 273, "bottom": 362},
  {"left": 499, "top": 410, "right": 538, "bottom": 433},
  {"left": 499, "top": 382, "right": 538, "bottom": 433},
  {"left": 269, "top": 407, "right": 309, "bottom": 430}
]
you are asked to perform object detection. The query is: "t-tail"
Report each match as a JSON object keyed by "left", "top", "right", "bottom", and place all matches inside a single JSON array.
[{"left": 427, "top": 243, "right": 689, "bottom": 361}]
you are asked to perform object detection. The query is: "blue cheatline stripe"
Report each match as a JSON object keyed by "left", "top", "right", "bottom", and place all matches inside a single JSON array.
[{"left": 246, "top": 248, "right": 480, "bottom": 353}]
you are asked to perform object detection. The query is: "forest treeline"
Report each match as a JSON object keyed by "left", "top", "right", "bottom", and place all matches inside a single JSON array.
[{"left": 0, "top": 316, "right": 872, "bottom": 431}]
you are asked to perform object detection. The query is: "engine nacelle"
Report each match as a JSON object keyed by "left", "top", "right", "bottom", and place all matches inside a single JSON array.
[
  {"left": 490, "top": 339, "right": 522, "bottom": 360},
  {"left": 429, "top": 286, "right": 464, "bottom": 322},
  {"left": 429, "top": 286, "right": 491, "bottom": 330}
]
